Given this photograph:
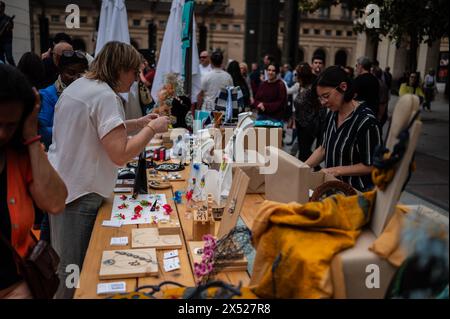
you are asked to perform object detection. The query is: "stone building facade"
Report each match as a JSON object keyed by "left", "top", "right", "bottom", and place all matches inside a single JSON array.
[{"left": 20, "top": 0, "right": 449, "bottom": 83}]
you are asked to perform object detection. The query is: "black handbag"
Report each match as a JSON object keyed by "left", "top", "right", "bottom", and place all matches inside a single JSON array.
[{"left": 0, "top": 231, "right": 60, "bottom": 299}]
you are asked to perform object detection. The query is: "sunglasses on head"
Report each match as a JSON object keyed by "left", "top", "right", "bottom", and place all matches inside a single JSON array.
[{"left": 62, "top": 50, "right": 86, "bottom": 59}]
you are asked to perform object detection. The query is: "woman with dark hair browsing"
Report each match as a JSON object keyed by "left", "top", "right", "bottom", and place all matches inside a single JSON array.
[
  {"left": 253, "top": 62, "right": 287, "bottom": 122},
  {"left": 17, "top": 52, "right": 46, "bottom": 90},
  {"left": 0, "top": 64, "right": 67, "bottom": 298},
  {"left": 293, "top": 63, "right": 323, "bottom": 162},
  {"left": 227, "top": 60, "right": 252, "bottom": 107},
  {"left": 305, "top": 66, "right": 382, "bottom": 192},
  {"left": 47, "top": 42, "right": 169, "bottom": 299}
]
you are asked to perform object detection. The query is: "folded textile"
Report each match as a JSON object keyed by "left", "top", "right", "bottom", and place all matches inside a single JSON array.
[
  {"left": 250, "top": 191, "right": 376, "bottom": 299},
  {"left": 369, "top": 206, "right": 409, "bottom": 267}
]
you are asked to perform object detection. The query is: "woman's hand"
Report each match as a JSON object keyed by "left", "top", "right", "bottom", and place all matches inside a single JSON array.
[
  {"left": 322, "top": 167, "right": 343, "bottom": 177},
  {"left": 257, "top": 103, "right": 265, "bottom": 111},
  {"left": 23, "top": 88, "right": 41, "bottom": 140},
  {"left": 137, "top": 113, "right": 159, "bottom": 128},
  {"left": 148, "top": 116, "right": 170, "bottom": 133}
]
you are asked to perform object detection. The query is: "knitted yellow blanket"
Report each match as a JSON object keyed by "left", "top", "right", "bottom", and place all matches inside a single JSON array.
[{"left": 250, "top": 191, "right": 376, "bottom": 299}]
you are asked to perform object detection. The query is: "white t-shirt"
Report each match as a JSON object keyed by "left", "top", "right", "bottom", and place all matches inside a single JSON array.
[
  {"left": 201, "top": 68, "right": 233, "bottom": 111},
  {"left": 199, "top": 64, "right": 212, "bottom": 77},
  {"left": 48, "top": 77, "right": 126, "bottom": 204}
]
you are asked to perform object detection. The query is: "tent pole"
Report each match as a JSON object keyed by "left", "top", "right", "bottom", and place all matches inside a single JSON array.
[{"left": 184, "top": 0, "right": 195, "bottom": 99}]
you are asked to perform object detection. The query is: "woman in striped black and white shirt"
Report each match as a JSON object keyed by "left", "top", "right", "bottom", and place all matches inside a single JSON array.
[{"left": 305, "top": 66, "right": 382, "bottom": 192}]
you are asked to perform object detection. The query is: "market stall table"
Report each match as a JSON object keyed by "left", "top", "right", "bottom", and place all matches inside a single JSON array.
[{"left": 74, "top": 162, "right": 257, "bottom": 299}]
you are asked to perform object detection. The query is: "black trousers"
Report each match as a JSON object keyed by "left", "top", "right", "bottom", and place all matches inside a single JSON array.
[{"left": 296, "top": 122, "right": 316, "bottom": 163}]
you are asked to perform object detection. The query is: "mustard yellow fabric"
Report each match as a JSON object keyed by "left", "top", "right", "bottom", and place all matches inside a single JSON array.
[
  {"left": 399, "top": 83, "right": 425, "bottom": 98},
  {"left": 369, "top": 206, "right": 409, "bottom": 267},
  {"left": 250, "top": 191, "right": 376, "bottom": 299},
  {"left": 162, "top": 287, "right": 259, "bottom": 299}
]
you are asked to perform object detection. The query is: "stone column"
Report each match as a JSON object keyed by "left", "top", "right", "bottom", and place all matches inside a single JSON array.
[
  {"left": 282, "top": 0, "right": 300, "bottom": 66},
  {"left": 244, "top": 0, "right": 259, "bottom": 64},
  {"left": 257, "top": 0, "right": 280, "bottom": 61},
  {"left": 417, "top": 39, "right": 441, "bottom": 76}
]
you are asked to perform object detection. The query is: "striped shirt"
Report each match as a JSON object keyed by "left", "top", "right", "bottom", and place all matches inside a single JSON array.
[{"left": 322, "top": 103, "right": 382, "bottom": 191}]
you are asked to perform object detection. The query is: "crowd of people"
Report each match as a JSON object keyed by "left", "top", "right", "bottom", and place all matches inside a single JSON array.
[{"left": 0, "top": 20, "right": 441, "bottom": 299}]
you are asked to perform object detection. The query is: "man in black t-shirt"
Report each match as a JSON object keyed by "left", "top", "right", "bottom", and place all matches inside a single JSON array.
[{"left": 354, "top": 56, "right": 380, "bottom": 117}]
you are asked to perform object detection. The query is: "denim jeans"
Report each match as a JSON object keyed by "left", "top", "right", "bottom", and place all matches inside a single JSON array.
[{"left": 49, "top": 193, "right": 104, "bottom": 299}]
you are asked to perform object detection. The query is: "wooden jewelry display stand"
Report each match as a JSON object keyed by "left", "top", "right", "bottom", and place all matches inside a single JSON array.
[
  {"left": 189, "top": 168, "right": 250, "bottom": 272},
  {"left": 192, "top": 194, "right": 216, "bottom": 241}
]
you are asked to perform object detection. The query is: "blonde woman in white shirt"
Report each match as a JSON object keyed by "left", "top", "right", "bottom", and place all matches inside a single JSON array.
[{"left": 48, "top": 41, "right": 169, "bottom": 299}]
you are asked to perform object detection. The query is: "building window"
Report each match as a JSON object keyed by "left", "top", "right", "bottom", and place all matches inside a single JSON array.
[
  {"left": 318, "top": 6, "right": 330, "bottom": 18},
  {"left": 342, "top": 3, "right": 352, "bottom": 20},
  {"left": 314, "top": 29, "right": 321, "bottom": 35},
  {"left": 133, "top": 19, "right": 141, "bottom": 27},
  {"left": 221, "top": 24, "right": 229, "bottom": 31},
  {"left": 280, "top": 27, "right": 284, "bottom": 34},
  {"left": 233, "top": 24, "right": 241, "bottom": 32},
  {"left": 51, "top": 15, "right": 60, "bottom": 23},
  {"left": 325, "top": 30, "right": 332, "bottom": 36},
  {"left": 336, "top": 30, "right": 343, "bottom": 36},
  {"left": 303, "top": 28, "right": 310, "bottom": 35},
  {"left": 80, "top": 16, "right": 88, "bottom": 24},
  {"left": 210, "top": 23, "right": 217, "bottom": 31},
  {"left": 159, "top": 20, "right": 167, "bottom": 29},
  {"left": 347, "top": 30, "right": 353, "bottom": 37}
]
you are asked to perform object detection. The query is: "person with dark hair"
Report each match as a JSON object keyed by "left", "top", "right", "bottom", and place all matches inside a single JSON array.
[
  {"left": 354, "top": 56, "right": 380, "bottom": 117},
  {"left": 17, "top": 52, "right": 46, "bottom": 90},
  {"left": 253, "top": 62, "right": 287, "bottom": 122},
  {"left": 384, "top": 66, "right": 393, "bottom": 91},
  {"left": 305, "top": 66, "right": 382, "bottom": 192},
  {"left": 372, "top": 66, "right": 390, "bottom": 127},
  {"left": 197, "top": 50, "right": 233, "bottom": 111},
  {"left": 0, "top": 1, "right": 15, "bottom": 66},
  {"left": 282, "top": 64, "right": 295, "bottom": 87},
  {"left": 0, "top": 64, "right": 67, "bottom": 298},
  {"left": 293, "top": 63, "right": 323, "bottom": 162},
  {"left": 399, "top": 71, "right": 425, "bottom": 104},
  {"left": 261, "top": 54, "right": 275, "bottom": 81},
  {"left": 249, "top": 62, "right": 261, "bottom": 96},
  {"left": 41, "top": 34, "right": 73, "bottom": 87},
  {"left": 311, "top": 55, "right": 324, "bottom": 76},
  {"left": 423, "top": 69, "right": 437, "bottom": 112},
  {"left": 227, "top": 60, "right": 251, "bottom": 107}
]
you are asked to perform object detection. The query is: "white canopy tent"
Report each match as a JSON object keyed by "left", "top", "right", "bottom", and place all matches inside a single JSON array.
[
  {"left": 95, "top": 0, "right": 130, "bottom": 56},
  {"left": 151, "top": 0, "right": 201, "bottom": 103}
]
